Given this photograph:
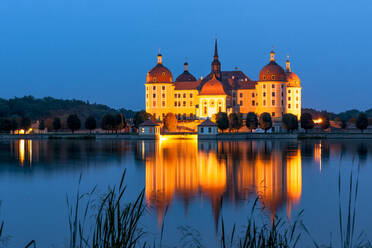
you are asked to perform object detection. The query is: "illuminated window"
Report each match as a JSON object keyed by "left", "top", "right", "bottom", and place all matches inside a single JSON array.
[
  {"left": 272, "top": 100, "right": 275, "bottom": 105},
  {"left": 162, "top": 101, "right": 165, "bottom": 107},
  {"left": 190, "top": 101, "right": 193, "bottom": 106},
  {"left": 272, "top": 92, "right": 275, "bottom": 97},
  {"left": 252, "top": 100, "right": 255, "bottom": 106},
  {"left": 263, "top": 84, "right": 266, "bottom": 89},
  {"left": 263, "top": 100, "right": 266, "bottom": 106},
  {"left": 296, "top": 90, "right": 298, "bottom": 93},
  {"left": 210, "top": 100, "right": 215, "bottom": 107},
  {"left": 162, "top": 93, "right": 165, "bottom": 98},
  {"left": 153, "top": 86, "right": 156, "bottom": 90},
  {"left": 218, "top": 106, "right": 222, "bottom": 112},
  {"left": 153, "top": 101, "right": 156, "bottom": 107},
  {"left": 162, "top": 86, "right": 165, "bottom": 90},
  {"left": 296, "top": 97, "right": 299, "bottom": 101},
  {"left": 296, "top": 104, "right": 299, "bottom": 108},
  {"left": 240, "top": 100, "right": 243, "bottom": 106},
  {"left": 204, "top": 106, "right": 207, "bottom": 115},
  {"left": 183, "top": 101, "right": 186, "bottom": 107},
  {"left": 288, "top": 104, "right": 291, "bottom": 108}
]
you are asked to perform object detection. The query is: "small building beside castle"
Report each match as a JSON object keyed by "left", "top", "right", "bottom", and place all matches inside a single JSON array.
[{"left": 145, "top": 40, "right": 301, "bottom": 121}]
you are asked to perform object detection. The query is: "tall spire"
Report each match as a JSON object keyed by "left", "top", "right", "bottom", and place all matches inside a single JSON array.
[
  {"left": 211, "top": 38, "right": 221, "bottom": 79},
  {"left": 214, "top": 38, "right": 218, "bottom": 59}
]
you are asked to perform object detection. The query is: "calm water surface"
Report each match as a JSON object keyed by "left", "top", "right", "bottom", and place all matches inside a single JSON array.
[{"left": 0, "top": 138, "right": 371, "bottom": 247}]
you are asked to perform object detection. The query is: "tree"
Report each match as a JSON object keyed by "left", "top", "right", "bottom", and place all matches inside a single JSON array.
[
  {"left": 320, "top": 114, "right": 330, "bottom": 130},
  {"left": 10, "top": 118, "right": 19, "bottom": 134},
  {"left": 53, "top": 117, "right": 62, "bottom": 132},
  {"left": 85, "top": 115, "right": 96, "bottom": 134},
  {"left": 246, "top": 112, "right": 258, "bottom": 132},
  {"left": 114, "top": 114, "right": 124, "bottom": 133},
  {"left": 163, "top": 113, "right": 178, "bottom": 132},
  {"left": 340, "top": 119, "right": 348, "bottom": 129},
  {"left": 300, "top": 113, "right": 315, "bottom": 132},
  {"left": 38, "top": 120, "right": 45, "bottom": 132},
  {"left": 356, "top": 113, "right": 368, "bottom": 133},
  {"left": 0, "top": 118, "right": 12, "bottom": 133},
  {"left": 67, "top": 114, "right": 81, "bottom": 133},
  {"left": 20, "top": 116, "right": 31, "bottom": 131},
  {"left": 282, "top": 114, "right": 298, "bottom": 133},
  {"left": 216, "top": 112, "right": 229, "bottom": 132},
  {"left": 101, "top": 114, "right": 115, "bottom": 133},
  {"left": 259, "top": 112, "right": 272, "bottom": 133},
  {"left": 133, "top": 111, "right": 152, "bottom": 129},
  {"left": 228, "top": 113, "right": 243, "bottom": 132}
]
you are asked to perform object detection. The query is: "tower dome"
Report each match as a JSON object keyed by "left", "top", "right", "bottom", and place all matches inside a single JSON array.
[
  {"left": 175, "top": 62, "right": 197, "bottom": 82},
  {"left": 146, "top": 53, "right": 173, "bottom": 83},
  {"left": 259, "top": 50, "right": 286, "bottom": 81},
  {"left": 285, "top": 57, "right": 301, "bottom": 87}
]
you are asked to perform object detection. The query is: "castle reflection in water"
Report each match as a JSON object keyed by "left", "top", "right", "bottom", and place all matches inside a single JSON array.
[{"left": 4, "top": 138, "right": 370, "bottom": 227}]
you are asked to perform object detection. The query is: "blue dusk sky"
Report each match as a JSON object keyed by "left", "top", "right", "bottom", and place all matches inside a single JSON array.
[{"left": 0, "top": 0, "right": 371, "bottom": 113}]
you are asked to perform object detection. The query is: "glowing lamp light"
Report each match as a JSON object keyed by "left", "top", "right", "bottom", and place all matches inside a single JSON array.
[{"left": 313, "top": 118, "right": 323, "bottom": 124}]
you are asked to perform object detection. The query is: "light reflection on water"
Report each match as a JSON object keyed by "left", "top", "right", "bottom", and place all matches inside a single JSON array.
[{"left": 1, "top": 138, "right": 371, "bottom": 246}]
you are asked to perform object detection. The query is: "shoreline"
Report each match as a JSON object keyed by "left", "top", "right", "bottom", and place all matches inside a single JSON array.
[{"left": 1, "top": 132, "right": 372, "bottom": 140}]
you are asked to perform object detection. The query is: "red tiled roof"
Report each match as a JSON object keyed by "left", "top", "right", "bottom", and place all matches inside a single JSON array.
[
  {"left": 146, "top": 64, "right": 173, "bottom": 83},
  {"left": 174, "top": 80, "right": 201, "bottom": 90},
  {"left": 175, "top": 71, "right": 197, "bottom": 82},
  {"left": 199, "top": 75, "right": 227, "bottom": 95},
  {"left": 259, "top": 61, "right": 286, "bottom": 81}
]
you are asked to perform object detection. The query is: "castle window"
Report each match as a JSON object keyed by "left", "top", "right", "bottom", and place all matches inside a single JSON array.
[
  {"left": 240, "top": 93, "right": 243, "bottom": 98},
  {"left": 174, "top": 102, "right": 177, "bottom": 107},
  {"left": 263, "top": 100, "right": 266, "bottom": 106},
  {"left": 296, "top": 90, "right": 298, "bottom": 94},
  {"left": 162, "top": 101, "right": 165, "bottom": 107},
  {"left": 190, "top": 101, "right": 193, "bottom": 106},
  {"left": 263, "top": 84, "right": 266, "bottom": 89},
  {"left": 162, "top": 86, "right": 165, "bottom": 90},
  {"left": 272, "top": 100, "right": 275, "bottom": 106},
  {"left": 272, "top": 112, "right": 275, "bottom": 117},
  {"left": 263, "top": 92, "right": 266, "bottom": 97},
  {"left": 288, "top": 97, "right": 291, "bottom": 101},
  {"left": 252, "top": 100, "right": 255, "bottom": 106},
  {"left": 174, "top": 94, "right": 177, "bottom": 98},
  {"left": 272, "top": 92, "right": 275, "bottom": 97},
  {"left": 146, "top": 94, "right": 148, "bottom": 99},
  {"left": 240, "top": 101, "right": 243, "bottom": 106},
  {"left": 204, "top": 106, "right": 207, "bottom": 115},
  {"left": 263, "top": 76, "right": 266, "bottom": 80},
  {"left": 218, "top": 106, "right": 222, "bottom": 112},
  {"left": 252, "top": 93, "right": 255, "bottom": 97},
  {"left": 178, "top": 102, "right": 181, "bottom": 107},
  {"left": 153, "top": 86, "right": 156, "bottom": 90},
  {"left": 183, "top": 101, "right": 186, "bottom": 107},
  {"left": 296, "top": 97, "right": 299, "bottom": 101},
  {"left": 288, "top": 104, "right": 291, "bottom": 108},
  {"left": 178, "top": 94, "right": 181, "bottom": 98},
  {"left": 272, "top": 76, "right": 275, "bottom": 80},
  {"left": 153, "top": 101, "right": 156, "bottom": 107},
  {"left": 190, "top": 93, "right": 193, "bottom": 98},
  {"left": 288, "top": 90, "right": 291, "bottom": 93},
  {"left": 200, "top": 127, "right": 204, "bottom": 133},
  {"left": 210, "top": 100, "right": 215, "bottom": 107},
  {"left": 296, "top": 104, "right": 299, "bottom": 109},
  {"left": 162, "top": 93, "right": 165, "bottom": 98},
  {"left": 272, "top": 84, "right": 275, "bottom": 88},
  {"left": 146, "top": 86, "right": 149, "bottom": 91},
  {"left": 153, "top": 94, "right": 156, "bottom": 98},
  {"left": 183, "top": 93, "right": 186, "bottom": 98}
]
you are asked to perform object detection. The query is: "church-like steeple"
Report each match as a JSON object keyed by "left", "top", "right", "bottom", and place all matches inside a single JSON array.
[{"left": 211, "top": 38, "right": 221, "bottom": 79}]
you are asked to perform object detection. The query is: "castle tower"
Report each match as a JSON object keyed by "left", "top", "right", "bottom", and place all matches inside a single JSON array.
[{"left": 211, "top": 39, "right": 221, "bottom": 79}]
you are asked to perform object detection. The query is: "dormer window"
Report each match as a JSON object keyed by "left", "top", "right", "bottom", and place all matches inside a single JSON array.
[{"left": 271, "top": 75, "right": 275, "bottom": 80}]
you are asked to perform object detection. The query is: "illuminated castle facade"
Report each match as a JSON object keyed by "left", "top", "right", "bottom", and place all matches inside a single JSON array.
[{"left": 145, "top": 40, "right": 301, "bottom": 121}]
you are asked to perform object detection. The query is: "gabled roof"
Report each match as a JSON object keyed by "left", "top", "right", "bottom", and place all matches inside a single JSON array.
[
  {"left": 174, "top": 80, "right": 201, "bottom": 90},
  {"left": 198, "top": 119, "right": 217, "bottom": 126},
  {"left": 139, "top": 119, "right": 159, "bottom": 127}
]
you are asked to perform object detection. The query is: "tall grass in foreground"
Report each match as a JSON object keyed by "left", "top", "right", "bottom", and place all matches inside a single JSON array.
[
  {"left": 220, "top": 199, "right": 302, "bottom": 248},
  {"left": 67, "top": 170, "right": 147, "bottom": 248}
]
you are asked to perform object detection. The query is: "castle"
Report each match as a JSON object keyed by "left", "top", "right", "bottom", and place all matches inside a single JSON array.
[{"left": 145, "top": 40, "right": 301, "bottom": 121}]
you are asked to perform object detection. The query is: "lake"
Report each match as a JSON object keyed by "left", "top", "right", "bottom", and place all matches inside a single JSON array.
[{"left": 0, "top": 138, "right": 371, "bottom": 247}]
